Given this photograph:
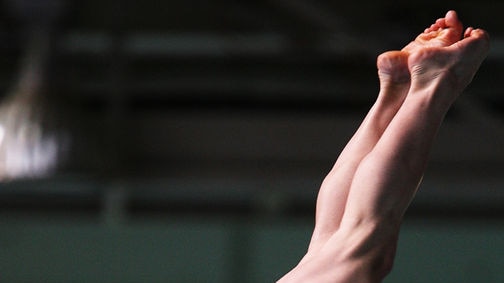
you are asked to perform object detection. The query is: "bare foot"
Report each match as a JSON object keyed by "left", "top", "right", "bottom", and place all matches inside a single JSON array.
[
  {"left": 377, "top": 51, "right": 410, "bottom": 94},
  {"left": 406, "top": 11, "right": 490, "bottom": 99},
  {"left": 403, "top": 10, "right": 464, "bottom": 53},
  {"left": 376, "top": 11, "right": 462, "bottom": 96}
]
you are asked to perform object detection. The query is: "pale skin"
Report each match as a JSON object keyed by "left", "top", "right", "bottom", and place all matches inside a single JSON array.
[{"left": 277, "top": 11, "right": 490, "bottom": 283}]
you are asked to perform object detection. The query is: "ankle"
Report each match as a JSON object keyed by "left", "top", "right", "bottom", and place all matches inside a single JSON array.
[{"left": 405, "top": 83, "right": 457, "bottom": 116}]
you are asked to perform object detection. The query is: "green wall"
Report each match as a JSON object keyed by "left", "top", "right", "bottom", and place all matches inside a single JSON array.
[{"left": 1, "top": 215, "right": 503, "bottom": 283}]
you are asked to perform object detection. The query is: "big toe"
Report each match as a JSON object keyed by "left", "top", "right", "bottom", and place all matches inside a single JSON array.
[{"left": 445, "top": 10, "right": 464, "bottom": 34}]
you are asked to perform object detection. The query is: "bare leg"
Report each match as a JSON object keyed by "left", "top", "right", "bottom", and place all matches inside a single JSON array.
[
  {"left": 278, "top": 10, "right": 490, "bottom": 283},
  {"left": 333, "top": 23, "right": 489, "bottom": 283},
  {"left": 305, "top": 11, "right": 464, "bottom": 256},
  {"left": 342, "top": 11, "right": 490, "bottom": 226},
  {"left": 308, "top": 51, "right": 410, "bottom": 252}
]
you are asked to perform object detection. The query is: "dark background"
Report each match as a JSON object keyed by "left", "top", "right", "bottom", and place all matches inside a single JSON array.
[{"left": 0, "top": 1, "right": 503, "bottom": 282}]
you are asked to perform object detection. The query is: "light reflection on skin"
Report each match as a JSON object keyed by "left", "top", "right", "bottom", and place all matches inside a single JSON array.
[{"left": 0, "top": 125, "right": 4, "bottom": 143}]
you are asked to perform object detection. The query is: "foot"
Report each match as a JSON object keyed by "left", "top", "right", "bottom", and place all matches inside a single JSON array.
[
  {"left": 377, "top": 50, "right": 410, "bottom": 95},
  {"left": 403, "top": 10, "right": 464, "bottom": 54},
  {"left": 406, "top": 11, "right": 490, "bottom": 99},
  {"left": 377, "top": 10, "right": 466, "bottom": 97}
]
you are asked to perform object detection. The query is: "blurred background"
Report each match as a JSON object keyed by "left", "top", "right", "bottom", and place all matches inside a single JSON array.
[{"left": 0, "top": 0, "right": 503, "bottom": 282}]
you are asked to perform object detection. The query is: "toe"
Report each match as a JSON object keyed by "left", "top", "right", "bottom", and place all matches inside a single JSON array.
[
  {"left": 464, "top": 27, "right": 473, "bottom": 38},
  {"left": 450, "top": 28, "right": 490, "bottom": 59},
  {"left": 435, "top": 18, "right": 446, "bottom": 28},
  {"left": 470, "top": 29, "right": 491, "bottom": 52},
  {"left": 445, "top": 10, "right": 463, "bottom": 31}
]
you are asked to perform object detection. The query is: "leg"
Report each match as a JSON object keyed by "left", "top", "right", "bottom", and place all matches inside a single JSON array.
[
  {"left": 335, "top": 24, "right": 489, "bottom": 282},
  {"left": 342, "top": 12, "right": 490, "bottom": 225},
  {"left": 278, "top": 11, "right": 490, "bottom": 283},
  {"left": 307, "top": 10, "right": 463, "bottom": 255},
  {"left": 307, "top": 51, "right": 410, "bottom": 252}
]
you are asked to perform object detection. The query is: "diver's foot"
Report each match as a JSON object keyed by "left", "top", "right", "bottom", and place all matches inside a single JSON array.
[
  {"left": 407, "top": 26, "right": 490, "bottom": 103},
  {"left": 376, "top": 50, "right": 410, "bottom": 109},
  {"left": 403, "top": 10, "right": 464, "bottom": 54}
]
